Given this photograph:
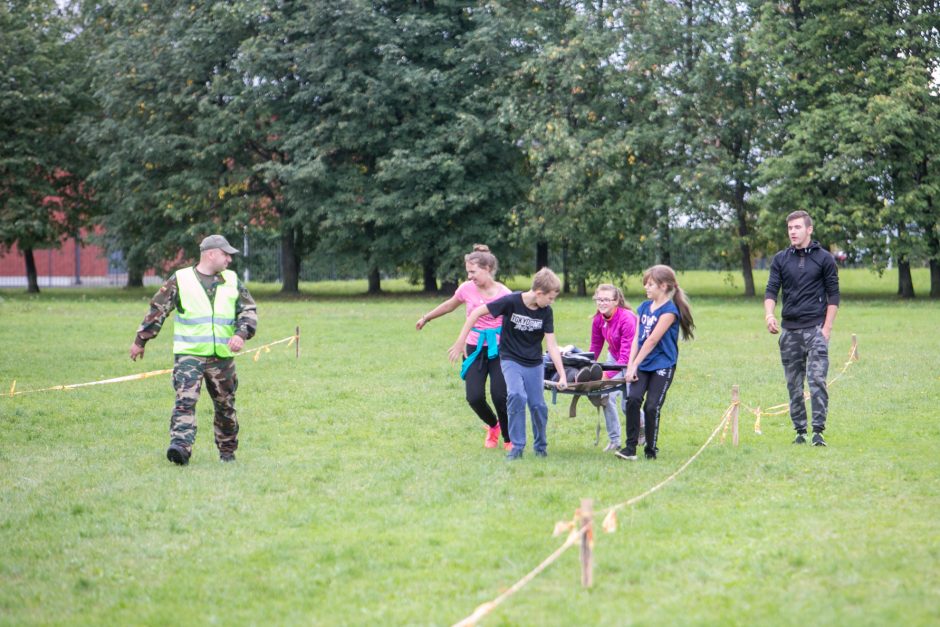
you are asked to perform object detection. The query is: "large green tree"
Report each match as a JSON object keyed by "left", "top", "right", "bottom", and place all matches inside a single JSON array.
[
  {"left": 497, "top": 1, "right": 654, "bottom": 293},
  {"left": 1, "top": 0, "right": 94, "bottom": 292},
  {"left": 756, "top": 0, "right": 940, "bottom": 298},
  {"left": 82, "top": 1, "right": 251, "bottom": 284},
  {"left": 373, "top": 1, "right": 529, "bottom": 292},
  {"left": 240, "top": 1, "right": 530, "bottom": 294}
]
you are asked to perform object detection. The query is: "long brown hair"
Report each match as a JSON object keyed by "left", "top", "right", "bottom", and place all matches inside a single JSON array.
[
  {"left": 465, "top": 244, "right": 498, "bottom": 275},
  {"left": 642, "top": 265, "right": 695, "bottom": 340}
]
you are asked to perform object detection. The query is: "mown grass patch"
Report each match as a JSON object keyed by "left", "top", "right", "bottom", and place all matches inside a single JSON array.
[{"left": 1, "top": 270, "right": 938, "bottom": 625}]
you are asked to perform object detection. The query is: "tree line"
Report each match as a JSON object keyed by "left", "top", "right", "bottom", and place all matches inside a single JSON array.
[{"left": 2, "top": 0, "right": 938, "bottom": 296}]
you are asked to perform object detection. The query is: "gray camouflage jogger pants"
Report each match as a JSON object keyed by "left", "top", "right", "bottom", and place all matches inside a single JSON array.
[
  {"left": 778, "top": 326, "right": 829, "bottom": 433},
  {"left": 170, "top": 355, "right": 239, "bottom": 455}
]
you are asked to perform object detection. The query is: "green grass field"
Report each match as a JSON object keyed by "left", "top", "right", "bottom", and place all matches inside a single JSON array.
[{"left": 1, "top": 269, "right": 938, "bottom": 626}]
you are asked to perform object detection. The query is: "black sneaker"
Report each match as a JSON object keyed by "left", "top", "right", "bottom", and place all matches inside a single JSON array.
[
  {"left": 167, "top": 444, "right": 190, "bottom": 466},
  {"left": 644, "top": 448, "right": 657, "bottom": 460},
  {"left": 812, "top": 432, "right": 827, "bottom": 447},
  {"left": 534, "top": 450, "right": 547, "bottom": 458},
  {"left": 792, "top": 433, "right": 807, "bottom": 445},
  {"left": 505, "top": 449, "right": 524, "bottom": 461},
  {"left": 575, "top": 366, "right": 593, "bottom": 383},
  {"left": 220, "top": 452, "right": 236, "bottom": 463},
  {"left": 615, "top": 446, "right": 637, "bottom": 461}
]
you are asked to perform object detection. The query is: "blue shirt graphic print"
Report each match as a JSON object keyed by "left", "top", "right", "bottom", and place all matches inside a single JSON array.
[{"left": 636, "top": 299, "right": 681, "bottom": 371}]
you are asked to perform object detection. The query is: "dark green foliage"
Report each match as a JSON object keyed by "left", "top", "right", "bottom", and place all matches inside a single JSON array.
[
  {"left": 1, "top": 0, "right": 95, "bottom": 291},
  {"left": 755, "top": 0, "right": 940, "bottom": 297},
  {"left": 3, "top": 0, "right": 936, "bottom": 296}
]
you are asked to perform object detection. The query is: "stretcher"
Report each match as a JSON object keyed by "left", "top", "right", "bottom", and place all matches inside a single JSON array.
[{"left": 544, "top": 363, "right": 628, "bottom": 418}]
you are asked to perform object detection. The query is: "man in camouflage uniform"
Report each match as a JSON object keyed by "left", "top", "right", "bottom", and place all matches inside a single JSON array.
[
  {"left": 130, "top": 235, "right": 258, "bottom": 465},
  {"left": 764, "top": 211, "right": 840, "bottom": 447}
]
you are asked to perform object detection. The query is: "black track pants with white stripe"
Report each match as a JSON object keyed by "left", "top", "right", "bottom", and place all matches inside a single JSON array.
[{"left": 625, "top": 366, "right": 675, "bottom": 454}]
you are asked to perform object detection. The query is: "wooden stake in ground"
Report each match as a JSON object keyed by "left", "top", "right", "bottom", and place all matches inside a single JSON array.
[
  {"left": 731, "top": 385, "right": 740, "bottom": 446},
  {"left": 851, "top": 333, "right": 859, "bottom": 360},
  {"left": 296, "top": 325, "right": 300, "bottom": 359},
  {"left": 579, "top": 499, "right": 593, "bottom": 588}
]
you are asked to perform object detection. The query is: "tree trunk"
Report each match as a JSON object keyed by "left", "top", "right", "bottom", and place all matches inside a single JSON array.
[
  {"left": 536, "top": 241, "right": 549, "bottom": 272},
  {"left": 422, "top": 258, "right": 437, "bottom": 292},
  {"left": 897, "top": 259, "right": 915, "bottom": 299},
  {"left": 126, "top": 252, "right": 145, "bottom": 288},
  {"left": 577, "top": 277, "right": 587, "bottom": 296},
  {"left": 926, "top": 196, "right": 939, "bottom": 298},
  {"left": 734, "top": 180, "right": 756, "bottom": 297},
  {"left": 127, "top": 268, "right": 144, "bottom": 288},
  {"left": 368, "top": 266, "right": 381, "bottom": 294},
  {"left": 439, "top": 279, "right": 457, "bottom": 295},
  {"left": 127, "top": 256, "right": 144, "bottom": 287},
  {"left": 23, "top": 248, "right": 40, "bottom": 293},
  {"left": 562, "top": 242, "right": 570, "bottom": 293},
  {"left": 930, "top": 259, "right": 940, "bottom": 299},
  {"left": 280, "top": 227, "right": 300, "bottom": 293},
  {"left": 658, "top": 208, "right": 672, "bottom": 267}
]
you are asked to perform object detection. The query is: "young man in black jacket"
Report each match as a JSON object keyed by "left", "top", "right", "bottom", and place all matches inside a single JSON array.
[{"left": 764, "top": 211, "right": 840, "bottom": 446}]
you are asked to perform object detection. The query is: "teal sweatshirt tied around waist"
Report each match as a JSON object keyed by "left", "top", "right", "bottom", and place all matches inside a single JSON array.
[{"left": 460, "top": 327, "right": 500, "bottom": 380}]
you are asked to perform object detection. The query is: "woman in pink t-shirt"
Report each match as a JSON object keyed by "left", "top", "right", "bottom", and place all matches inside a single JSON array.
[{"left": 416, "top": 245, "right": 512, "bottom": 450}]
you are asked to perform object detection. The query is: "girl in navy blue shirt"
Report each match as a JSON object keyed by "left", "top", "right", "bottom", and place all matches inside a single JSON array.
[{"left": 617, "top": 265, "right": 695, "bottom": 461}]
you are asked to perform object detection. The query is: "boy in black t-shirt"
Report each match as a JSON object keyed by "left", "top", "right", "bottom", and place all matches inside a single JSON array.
[{"left": 450, "top": 268, "right": 567, "bottom": 459}]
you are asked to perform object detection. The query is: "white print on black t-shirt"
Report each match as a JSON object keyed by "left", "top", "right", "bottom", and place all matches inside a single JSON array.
[{"left": 510, "top": 313, "right": 544, "bottom": 332}]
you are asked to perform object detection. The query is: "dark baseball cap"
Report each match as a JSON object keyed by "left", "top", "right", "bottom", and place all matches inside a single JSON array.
[{"left": 199, "top": 234, "right": 239, "bottom": 254}]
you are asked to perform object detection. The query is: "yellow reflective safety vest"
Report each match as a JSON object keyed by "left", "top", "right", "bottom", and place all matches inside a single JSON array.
[{"left": 173, "top": 267, "right": 239, "bottom": 357}]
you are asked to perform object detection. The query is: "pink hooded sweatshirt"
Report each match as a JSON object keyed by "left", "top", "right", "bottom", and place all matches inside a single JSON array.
[{"left": 590, "top": 307, "right": 638, "bottom": 378}]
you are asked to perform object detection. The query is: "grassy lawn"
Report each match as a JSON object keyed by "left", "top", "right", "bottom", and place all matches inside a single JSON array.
[{"left": 1, "top": 268, "right": 938, "bottom": 625}]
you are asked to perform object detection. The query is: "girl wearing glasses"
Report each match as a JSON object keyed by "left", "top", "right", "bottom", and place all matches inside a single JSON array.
[{"left": 589, "top": 284, "right": 638, "bottom": 452}]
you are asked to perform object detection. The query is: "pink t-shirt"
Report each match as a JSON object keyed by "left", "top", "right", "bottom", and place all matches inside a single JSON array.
[{"left": 454, "top": 280, "right": 511, "bottom": 347}]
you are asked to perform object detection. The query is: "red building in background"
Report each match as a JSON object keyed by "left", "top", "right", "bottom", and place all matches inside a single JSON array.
[{"left": 0, "top": 234, "right": 159, "bottom": 288}]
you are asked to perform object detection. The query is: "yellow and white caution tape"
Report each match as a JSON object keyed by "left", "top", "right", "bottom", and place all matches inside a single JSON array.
[
  {"left": 451, "top": 403, "right": 736, "bottom": 627},
  {"left": 751, "top": 335, "right": 860, "bottom": 434},
  {"left": 4, "top": 334, "right": 298, "bottom": 398}
]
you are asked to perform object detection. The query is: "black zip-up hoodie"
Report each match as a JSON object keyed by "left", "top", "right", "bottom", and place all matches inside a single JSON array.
[{"left": 764, "top": 241, "right": 840, "bottom": 330}]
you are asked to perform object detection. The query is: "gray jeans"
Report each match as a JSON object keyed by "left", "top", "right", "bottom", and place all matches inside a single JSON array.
[
  {"left": 779, "top": 326, "right": 830, "bottom": 433},
  {"left": 601, "top": 359, "right": 643, "bottom": 445}
]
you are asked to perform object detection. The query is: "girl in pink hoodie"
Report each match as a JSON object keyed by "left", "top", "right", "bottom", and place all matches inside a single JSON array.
[{"left": 589, "top": 284, "right": 641, "bottom": 451}]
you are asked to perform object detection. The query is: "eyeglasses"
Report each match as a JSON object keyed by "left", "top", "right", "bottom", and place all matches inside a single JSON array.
[{"left": 593, "top": 297, "right": 613, "bottom": 303}]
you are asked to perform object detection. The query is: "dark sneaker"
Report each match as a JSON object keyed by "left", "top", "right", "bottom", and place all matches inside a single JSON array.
[
  {"left": 812, "top": 432, "right": 827, "bottom": 447},
  {"left": 615, "top": 446, "right": 637, "bottom": 461},
  {"left": 575, "top": 366, "right": 593, "bottom": 383},
  {"left": 793, "top": 433, "right": 807, "bottom": 445},
  {"left": 505, "top": 449, "right": 524, "bottom": 461},
  {"left": 220, "top": 452, "right": 236, "bottom": 463},
  {"left": 167, "top": 444, "right": 190, "bottom": 466},
  {"left": 534, "top": 450, "right": 547, "bottom": 458},
  {"left": 644, "top": 448, "right": 657, "bottom": 460}
]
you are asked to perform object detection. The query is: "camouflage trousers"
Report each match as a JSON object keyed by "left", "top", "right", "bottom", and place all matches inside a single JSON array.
[
  {"left": 778, "top": 326, "right": 829, "bottom": 433},
  {"left": 170, "top": 355, "right": 239, "bottom": 455}
]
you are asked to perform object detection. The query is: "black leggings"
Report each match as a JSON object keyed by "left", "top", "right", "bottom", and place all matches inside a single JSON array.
[
  {"left": 625, "top": 367, "right": 675, "bottom": 453},
  {"left": 464, "top": 345, "right": 509, "bottom": 442}
]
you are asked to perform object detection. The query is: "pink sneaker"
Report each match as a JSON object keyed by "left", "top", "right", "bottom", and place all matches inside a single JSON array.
[
  {"left": 504, "top": 441, "right": 513, "bottom": 451},
  {"left": 485, "top": 425, "right": 500, "bottom": 448}
]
